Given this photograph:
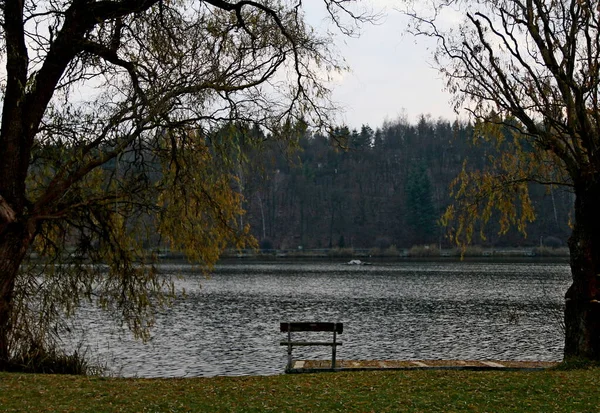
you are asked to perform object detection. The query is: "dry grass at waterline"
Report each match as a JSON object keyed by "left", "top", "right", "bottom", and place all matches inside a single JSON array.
[{"left": 2, "top": 367, "right": 600, "bottom": 412}]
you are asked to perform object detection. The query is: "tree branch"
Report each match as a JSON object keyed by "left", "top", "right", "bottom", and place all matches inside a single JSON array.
[{"left": 79, "top": 39, "right": 146, "bottom": 102}]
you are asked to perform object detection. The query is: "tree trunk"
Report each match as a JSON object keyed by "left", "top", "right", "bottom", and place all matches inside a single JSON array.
[
  {"left": 0, "top": 222, "right": 33, "bottom": 367},
  {"left": 564, "top": 177, "right": 600, "bottom": 360}
]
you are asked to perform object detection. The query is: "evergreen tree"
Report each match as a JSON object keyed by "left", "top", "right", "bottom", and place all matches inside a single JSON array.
[{"left": 405, "top": 163, "right": 437, "bottom": 245}]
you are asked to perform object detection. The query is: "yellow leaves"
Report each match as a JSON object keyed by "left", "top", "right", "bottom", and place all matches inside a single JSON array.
[
  {"left": 156, "top": 130, "right": 256, "bottom": 271},
  {"left": 443, "top": 120, "right": 557, "bottom": 249},
  {"left": 445, "top": 162, "right": 536, "bottom": 248}
]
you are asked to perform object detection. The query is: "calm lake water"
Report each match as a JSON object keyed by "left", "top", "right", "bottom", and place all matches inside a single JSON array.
[{"left": 65, "top": 260, "right": 571, "bottom": 377}]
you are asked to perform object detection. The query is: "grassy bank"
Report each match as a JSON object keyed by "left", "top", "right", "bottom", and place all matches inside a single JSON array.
[{"left": 1, "top": 368, "right": 599, "bottom": 412}]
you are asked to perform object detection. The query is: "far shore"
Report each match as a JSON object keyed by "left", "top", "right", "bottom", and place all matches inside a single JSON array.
[
  {"left": 218, "top": 245, "right": 570, "bottom": 261},
  {"left": 28, "top": 245, "right": 570, "bottom": 263}
]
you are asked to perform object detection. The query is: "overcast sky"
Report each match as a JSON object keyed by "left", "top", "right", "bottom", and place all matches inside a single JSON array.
[{"left": 306, "top": 3, "right": 460, "bottom": 129}]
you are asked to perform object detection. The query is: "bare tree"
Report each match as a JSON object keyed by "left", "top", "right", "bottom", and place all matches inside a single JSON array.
[
  {"left": 0, "top": 0, "right": 369, "bottom": 368},
  {"left": 405, "top": 0, "right": 600, "bottom": 360}
]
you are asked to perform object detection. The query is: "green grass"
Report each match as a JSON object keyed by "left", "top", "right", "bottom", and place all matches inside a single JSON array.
[{"left": 1, "top": 368, "right": 600, "bottom": 412}]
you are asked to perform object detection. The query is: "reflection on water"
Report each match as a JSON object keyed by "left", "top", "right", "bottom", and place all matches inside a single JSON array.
[{"left": 65, "top": 260, "right": 570, "bottom": 377}]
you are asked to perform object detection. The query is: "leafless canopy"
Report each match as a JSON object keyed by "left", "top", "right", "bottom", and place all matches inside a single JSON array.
[{"left": 404, "top": 0, "right": 600, "bottom": 181}]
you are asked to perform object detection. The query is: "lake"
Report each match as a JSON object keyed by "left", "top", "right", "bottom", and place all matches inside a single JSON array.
[{"left": 64, "top": 260, "right": 571, "bottom": 377}]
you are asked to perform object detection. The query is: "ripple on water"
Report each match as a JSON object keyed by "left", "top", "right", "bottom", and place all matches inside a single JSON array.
[{"left": 63, "top": 260, "right": 570, "bottom": 377}]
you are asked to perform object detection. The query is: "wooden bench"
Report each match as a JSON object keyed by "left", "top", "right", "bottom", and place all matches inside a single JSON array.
[{"left": 280, "top": 322, "right": 343, "bottom": 370}]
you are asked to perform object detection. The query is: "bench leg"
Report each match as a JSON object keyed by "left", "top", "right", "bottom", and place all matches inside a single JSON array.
[
  {"left": 287, "top": 344, "right": 293, "bottom": 370},
  {"left": 287, "top": 329, "right": 293, "bottom": 370},
  {"left": 332, "top": 330, "right": 337, "bottom": 369},
  {"left": 332, "top": 346, "right": 336, "bottom": 369}
]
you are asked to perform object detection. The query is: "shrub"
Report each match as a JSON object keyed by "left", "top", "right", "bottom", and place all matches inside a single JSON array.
[
  {"left": 534, "top": 246, "right": 570, "bottom": 257},
  {"left": 368, "top": 245, "right": 399, "bottom": 257},
  {"left": 328, "top": 248, "right": 355, "bottom": 257},
  {"left": 408, "top": 244, "right": 440, "bottom": 257},
  {"left": 384, "top": 245, "right": 400, "bottom": 257},
  {"left": 463, "top": 245, "right": 484, "bottom": 256},
  {"left": 4, "top": 342, "right": 101, "bottom": 375}
]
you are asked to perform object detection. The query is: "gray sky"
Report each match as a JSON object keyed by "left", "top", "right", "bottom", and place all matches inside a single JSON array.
[{"left": 306, "top": 3, "right": 460, "bottom": 129}]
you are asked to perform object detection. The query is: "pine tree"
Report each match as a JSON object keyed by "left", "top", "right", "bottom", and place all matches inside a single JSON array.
[{"left": 405, "top": 163, "right": 437, "bottom": 245}]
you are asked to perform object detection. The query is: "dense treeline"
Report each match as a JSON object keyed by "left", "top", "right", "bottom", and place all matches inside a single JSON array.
[{"left": 234, "top": 116, "right": 573, "bottom": 250}]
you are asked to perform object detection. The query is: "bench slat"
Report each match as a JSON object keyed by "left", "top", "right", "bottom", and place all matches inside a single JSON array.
[
  {"left": 280, "top": 322, "right": 343, "bottom": 333},
  {"left": 280, "top": 341, "right": 343, "bottom": 346}
]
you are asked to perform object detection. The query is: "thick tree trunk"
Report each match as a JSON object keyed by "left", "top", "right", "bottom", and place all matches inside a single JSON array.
[
  {"left": 564, "top": 178, "right": 600, "bottom": 360},
  {"left": 0, "top": 223, "right": 33, "bottom": 368}
]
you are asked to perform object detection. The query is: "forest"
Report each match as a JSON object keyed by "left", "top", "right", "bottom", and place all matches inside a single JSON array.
[{"left": 228, "top": 116, "right": 573, "bottom": 252}]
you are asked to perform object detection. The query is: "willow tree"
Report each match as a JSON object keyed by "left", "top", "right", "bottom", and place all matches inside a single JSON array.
[
  {"left": 0, "top": 0, "right": 367, "bottom": 368},
  {"left": 405, "top": 0, "right": 600, "bottom": 360}
]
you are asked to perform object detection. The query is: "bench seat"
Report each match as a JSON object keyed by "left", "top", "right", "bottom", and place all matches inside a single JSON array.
[{"left": 280, "top": 322, "right": 343, "bottom": 370}]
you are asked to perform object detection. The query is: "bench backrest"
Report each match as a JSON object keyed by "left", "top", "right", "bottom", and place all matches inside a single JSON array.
[{"left": 280, "top": 322, "right": 343, "bottom": 334}]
